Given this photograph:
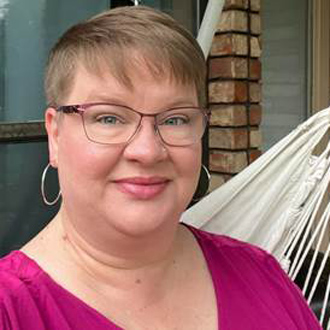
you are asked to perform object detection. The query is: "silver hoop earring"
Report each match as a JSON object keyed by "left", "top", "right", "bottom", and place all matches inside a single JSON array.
[
  {"left": 192, "top": 164, "right": 211, "bottom": 202},
  {"left": 41, "top": 163, "right": 61, "bottom": 206},
  {"left": 202, "top": 164, "right": 211, "bottom": 181}
]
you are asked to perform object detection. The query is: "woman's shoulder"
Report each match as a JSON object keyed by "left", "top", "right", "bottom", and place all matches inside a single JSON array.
[
  {"left": 185, "top": 225, "right": 322, "bottom": 329},
  {"left": 184, "top": 224, "right": 286, "bottom": 284},
  {"left": 0, "top": 251, "right": 73, "bottom": 330},
  {"left": 185, "top": 224, "right": 272, "bottom": 262},
  {"left": 0, "top": 251, "right": 43, "bottom": 300}
]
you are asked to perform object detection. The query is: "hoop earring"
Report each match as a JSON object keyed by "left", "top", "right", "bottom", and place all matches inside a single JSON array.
[
  {"left": 202, "top": 164, "right": 211, "bottom": 181},
  {"left": 41, "top": 163, "right": 61, "bottom": 206},
  {"left": 192, "top": 164, "right": 211, "bottom": 202}
]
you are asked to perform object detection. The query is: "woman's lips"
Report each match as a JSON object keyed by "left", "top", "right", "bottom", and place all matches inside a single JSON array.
[{"left": 114, "top": 177, "right": 169, "bottom": 200}]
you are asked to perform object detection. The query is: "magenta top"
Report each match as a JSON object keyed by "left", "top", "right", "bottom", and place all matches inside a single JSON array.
[{"left": 0, "top": 226, "right": 321, "bottom": 329}]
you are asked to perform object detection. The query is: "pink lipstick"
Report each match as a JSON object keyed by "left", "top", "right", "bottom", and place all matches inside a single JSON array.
[{"left": 114, "top": 177, "right": 169, "bottom": 200}]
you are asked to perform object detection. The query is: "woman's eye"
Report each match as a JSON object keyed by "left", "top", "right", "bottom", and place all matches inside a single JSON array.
[
  {"left": 163, "top": 117, "right": 188, "bottom": 126},
  {"left": 97, "top": 115, "right": 121, "bottom": 125}
]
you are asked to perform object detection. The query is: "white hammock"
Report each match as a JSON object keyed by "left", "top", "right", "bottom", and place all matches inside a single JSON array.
[{"left": 182, "top": 107, "right": 330, "bottom": 327}]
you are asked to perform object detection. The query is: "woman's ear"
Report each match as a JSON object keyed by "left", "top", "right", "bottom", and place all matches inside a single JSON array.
[{"left": 45, "top": 108, "right": 60, "bottom": 168}]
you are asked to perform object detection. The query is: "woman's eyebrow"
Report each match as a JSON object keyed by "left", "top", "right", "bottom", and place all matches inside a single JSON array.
[
  {"left": 82, "top": 93, "right": 127, "bottom": 104},
  {"left": 163, "top": 100, "right": 198, "bottom": 109}
]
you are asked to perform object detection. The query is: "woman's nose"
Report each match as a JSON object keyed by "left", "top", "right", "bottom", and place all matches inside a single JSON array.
[{"left": 123, "top": 118, "right": 168, "bottom": 164}]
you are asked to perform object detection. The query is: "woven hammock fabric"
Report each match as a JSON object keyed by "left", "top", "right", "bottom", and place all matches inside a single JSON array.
[{"left": 182, "top": 107, "right": 329, "bottom": 258}]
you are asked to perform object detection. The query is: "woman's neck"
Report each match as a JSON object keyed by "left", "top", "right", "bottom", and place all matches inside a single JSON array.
[{"left": 26, "top": 209, "right": 188, "bottom": 293}]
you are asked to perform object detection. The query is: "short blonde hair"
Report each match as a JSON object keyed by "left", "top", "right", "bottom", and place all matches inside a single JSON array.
[{"left": 44, "top": 6, "right": 206, "bottom": 107}]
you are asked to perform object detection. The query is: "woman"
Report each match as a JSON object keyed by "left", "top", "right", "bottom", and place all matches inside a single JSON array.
[{"left": 0, "top": 6, "right": 321, "bottom": 330}]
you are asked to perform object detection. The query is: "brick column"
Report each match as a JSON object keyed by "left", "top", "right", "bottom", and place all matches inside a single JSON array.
[{"left": 208, "top": 0, "right": 262, "bottom": 190}]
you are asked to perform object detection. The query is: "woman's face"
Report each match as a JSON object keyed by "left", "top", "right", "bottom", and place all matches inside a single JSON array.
[{"left": 46, "top": 62, "right": 202, "bottom": 239}]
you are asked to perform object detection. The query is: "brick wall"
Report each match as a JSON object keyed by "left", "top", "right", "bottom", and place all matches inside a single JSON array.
[{"left": 208, "top": 0, "right": 262, "bottom": 190}]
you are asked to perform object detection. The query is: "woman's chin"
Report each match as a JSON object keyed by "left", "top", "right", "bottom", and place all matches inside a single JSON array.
[
  {"left": 105, "top": 206, "right": 180, "bottom": 238},
  {"left": 111, "top": 216, "right": 174, "bottom": 238}
]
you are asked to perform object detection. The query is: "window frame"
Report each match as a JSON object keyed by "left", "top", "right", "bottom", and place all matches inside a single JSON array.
[{"left": 0, "top": 0, "right": 207, "bottom": 143}]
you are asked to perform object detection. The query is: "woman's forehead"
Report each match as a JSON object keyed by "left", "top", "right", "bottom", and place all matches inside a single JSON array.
[{"left": 77, "top": 57, "right": 194, "bottom": 90}]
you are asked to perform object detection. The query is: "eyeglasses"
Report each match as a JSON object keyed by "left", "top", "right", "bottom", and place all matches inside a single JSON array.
[{"left": 55, "top": 102, "right": 209, "bottom": 146}]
